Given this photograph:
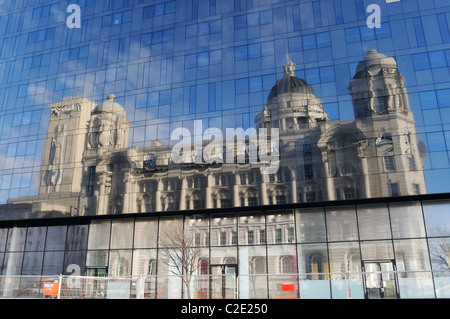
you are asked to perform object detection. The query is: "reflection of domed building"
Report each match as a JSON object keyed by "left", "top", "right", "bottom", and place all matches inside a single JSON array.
[{"left": 8, "top": 50, "right": 426, "bottom": 218}]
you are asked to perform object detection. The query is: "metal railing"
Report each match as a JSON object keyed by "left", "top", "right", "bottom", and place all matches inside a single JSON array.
[{"left": 0, "top": 269, "right": 449, "bottom": 299}]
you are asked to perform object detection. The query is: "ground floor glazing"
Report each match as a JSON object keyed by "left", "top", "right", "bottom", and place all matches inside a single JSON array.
[{"left": 1, "top": 196, "right": 450, "bottom": 298}]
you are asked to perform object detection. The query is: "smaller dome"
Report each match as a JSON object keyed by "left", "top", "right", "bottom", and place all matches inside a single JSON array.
[
  {"left": 267, "top": 57, "right": 317, "bottom": 102},
  {"left": 92, "top": 94, "right": 126, "bottom": 115},
  {"left": 354, "top": 49, "right": 397, "bottom": 78}
]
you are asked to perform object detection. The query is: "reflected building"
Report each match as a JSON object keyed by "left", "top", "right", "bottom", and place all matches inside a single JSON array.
[{"left": 5, "top": 50, "right": 426, "bottom": 218}]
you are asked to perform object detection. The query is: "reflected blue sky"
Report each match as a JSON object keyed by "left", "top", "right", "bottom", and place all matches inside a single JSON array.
[{"left": 0, "top": 0, "right": 450, "bottom": 202}]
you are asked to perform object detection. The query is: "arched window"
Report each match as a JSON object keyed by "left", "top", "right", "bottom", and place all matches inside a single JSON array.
[{"left": 280, "top": 256, "right": 295, "bottom": 274}]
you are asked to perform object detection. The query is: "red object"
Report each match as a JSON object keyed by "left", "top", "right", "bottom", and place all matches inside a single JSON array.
[{"left": 281, "top": 283, "right": 295, "bottom": 292}]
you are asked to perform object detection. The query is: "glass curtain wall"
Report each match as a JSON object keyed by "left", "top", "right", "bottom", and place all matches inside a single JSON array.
[{"left": 0, "top": 199, "right": 449, "bottom": 298}]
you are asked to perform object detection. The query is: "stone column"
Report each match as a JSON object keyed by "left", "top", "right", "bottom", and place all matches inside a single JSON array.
[
  {"left": 206, "top": 174, "right": 213, "bottom": 209},
  {"left": 155, "top": 179, "right": 162, "bottom": 211},
  {"left": 179, "top": 177, "right": 187, "bottom": 210},
  {"left": 361, "top": 157, "right": 371, "bottom": 198},
  {"left": 324, "top": 161, "right": 335, "bottom": 201},
  {"left": 233, "top": 173, "right": 240, "bottom": 207},
  {"left": 260, "top": 172, "right": 269, "bottom": 205},
  {"left": 290, "top": 168, "right": 297, "bottom": 203}
]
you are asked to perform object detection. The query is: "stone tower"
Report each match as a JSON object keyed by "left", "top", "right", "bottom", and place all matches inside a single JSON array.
[{"left": 36, "top": 96, "right": 96, "bottom": 215}]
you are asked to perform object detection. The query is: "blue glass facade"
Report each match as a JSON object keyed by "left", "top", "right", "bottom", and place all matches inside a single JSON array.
[
  {"left": 0, "top": 0, "right": 450, "bottom": 299},
  {"left": 1, "top": 0, "right": 450, "bottom": 207}
]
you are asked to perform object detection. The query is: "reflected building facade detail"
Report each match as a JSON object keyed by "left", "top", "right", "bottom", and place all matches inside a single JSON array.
[
  {"left": 6, "top": 50, "right": 426, "bottom": 218},
  {"left": 0, "top": 0, "right": 449, "bottom": 299}
]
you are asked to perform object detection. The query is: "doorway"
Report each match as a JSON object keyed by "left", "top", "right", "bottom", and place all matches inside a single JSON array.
[
  {"left": 363, "top": 260, "right": 398, "bottom": 299},
  {"left": 210, "top": 264, "right": 237, "bottom": 299}
]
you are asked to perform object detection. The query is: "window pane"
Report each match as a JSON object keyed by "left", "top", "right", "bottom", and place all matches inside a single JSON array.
[
  {"left": 66, "top": 225, "right": 88, "bottom": 251},
  {"left": 267, "top": 245, "right": 297, "bottom": 298},
  {"left": 326, "top": 207, "right": 358, "bottom": 241},
  {"left": 185, "top": 214, "right": 210, "bottom": 247},
  {"left": 296, "top": 208, "right": 326, "bottom": 243},
  {"left": 45, "top": 226, "right": 67, "bottom": 251},
  {"left": 2, "top": 252, "right": 23, "bottom": 275},
  {"left": 394, "top": 239, "right": 434, "bottom": 298},
  {"left": 110, "top": 219, "right": 134, "bottom": 249},
  {"left": 6, "top": 228, "right": 26, "bottom": 252},
  {"left": 238, "top": 213, "right": 265, "bottom": 245},
  {"left": 132, "top": 249, "right": 157, "bottom": 275},
  {"left": 42, "top": 251, "right": 64, "bottom": 275},
  {"left": 238, "top": 246, "right": 267, "bottom": 298},
  {"left": 0, "top": 229, "right": 8, "bottom": 252},
  {"left": 210, "top": 246, "right": 237, "bottom": 265},
  {"left": 134, "top": 218, "right": 158, "bottom": 248},
  {"left": 297, "top": 243, "right": 330, "bottom": 298},
  {"left": 297, "top": 243, "right": 329, "bottom": 277},
  {"left": 360, "top": 240, "right": 394, "bottom": 261},
  {"left": 266, "top": 210, "right": 295, "bottom": 244},
  {"left": 63, "top": 251, "right": 87, "bottom": 275},
  {"left": 22, "top": 251, "right": 44, "bottom": 275},
  {"left": 88, "top": 220, "right": 111, "bottom": 249},
  {"left": 211, "top": 214, "right": 237, "bottom": 246},
  {"left": 109, "top": 250, "right": 132, "bottom": 276},
  {"left": 158, "top": 216, "right": 183, "bottom": 247},
  {"left": 87, "top": 250, "right": 109, "bottom": 267},
  {"left": 357, "top": 204, "right": 392, "bottom": 240},
  {"left": 423, "top": 200, "right": 450, "bottom": 237},
  {"left": 389, "top": 202, "right": 426, "bottom": 238},
  {"left": 328, "top": 242, "right": 361, "bottom": 298},
  {"left": 25, "top": 227, "right": 46, "bottom": 251}
]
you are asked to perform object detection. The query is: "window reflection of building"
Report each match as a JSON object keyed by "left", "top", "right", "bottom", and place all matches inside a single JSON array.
[{"left": 5, "top": 50, "right": 428, "bottom": 220}]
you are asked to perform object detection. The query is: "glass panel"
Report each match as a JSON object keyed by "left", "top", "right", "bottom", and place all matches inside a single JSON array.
[
  {"left": 428, "top": 237, "right": 450, "bottom": 298},
  {"left": 210, "top": 214, "right": 237, "bottom": 246},
  {"left": 156, "top": 248, "right": 182, "bottom": 299},
  {"left": 295, "top": 208, "right": 326, "bottom": 243},
  {"left": 45, "top": 226, "right": 67, "bottom": 251},
  {"left": 22, "top": 251, "right": 44, "bottom": 275},
  {"left": 66, "top": 225, "right": 88, "bottom": 250},
  {"left": 88, "top": 220, "right": 111, "bottom": 249},
  {"left": 423, "top": 200, "right": 450, "bottom": 237},
  {"left": 63, "top": 251, "right": 87, "bottom": 276},
  {"left": 158, "top": 216, "right": 183, "bottom": 247},
  {"left": 297, "top": 243, "right": 330, "bottom": 299},
  {"left": 389, "top": 202, "right": 426, "bottom": 239},
  {"left": 110, "top": 219, "right": 134, "bottom": 249},
  {"left": 357, "top": 204, "right": 392, "bottom": 240},
  {"left": 210, "top": 247, "right": 237, "bottom": 266},
  {"left": 0, "top": 229, "right": 7, "bottom": 252},
  {"left": 6, "top": 228, "right": 26, "bottom": 252},
  {"left": 132, "top": 249, "right": 157, "bottom": 275},
  {"left": 394, "top": 239, "right": 434, "bottom": 298},
  {"left": 25, "top": 227, "right": 46, "bottom": 251},
  {"left": 238, "top": 213, "right": 265, "bottom": 245},
  {"left": 267, "top": 245, "right": 297, "bottom": 299},
  {"left": 109, "top": 250, "right": 132, "bottom": 276},
  {"left": 328, "top": 242, "right": 361, "bottom": 299},
  {"left": 42, "top": 251, "right": 64, "bottom": 275},
  {"left": 87, "top": 250, "right": 109, "bottom": 267},
  {"left": 134, "top": 218, "right": 158, "bottom": 248},
  {"left": 266, "top": 210, "right": 295, "bottom": 244},
  {"left": 326, "top": 207, "right": 358, "bottom": 241},
  {"left": 185, "top": 214, "right": 210, "bottom": 247},
  {"left": 2, "top": 252, "right": 23, "bottom": 275},
  {"left": 238, "top": 246, "right": 267, "bottom": 299},
  {"left": 360, "top": 240, "right": 394, "bottom": 261}
]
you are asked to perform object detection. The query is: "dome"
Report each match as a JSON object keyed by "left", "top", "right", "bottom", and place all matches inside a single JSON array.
[
  {"left": 92, "top": 94, "right": 126, "bottom": 115},
  {"left": 354, "top": 49, "right": 398, "bottom": 78},
  {"left": 267, "top": 57, "right": 317, "bottom": 102}
]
